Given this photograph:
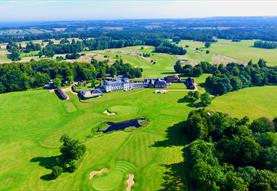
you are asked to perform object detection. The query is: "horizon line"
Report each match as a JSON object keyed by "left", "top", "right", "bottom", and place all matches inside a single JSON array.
[{"left": 1, "top": 15, "right": 277, "bottom": 24}]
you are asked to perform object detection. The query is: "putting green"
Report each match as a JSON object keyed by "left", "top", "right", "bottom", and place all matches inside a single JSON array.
[
  {"left": 92, "top": 170, "right": 123, "bottom": 191},
  {"left": 91, "top": 161, "right": 136, "bottom": 191}
]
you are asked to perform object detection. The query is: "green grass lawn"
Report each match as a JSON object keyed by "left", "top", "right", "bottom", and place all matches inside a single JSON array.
[
  {"left": 210, "top": 40, "right": 277, "bottom": 66},
  {"left": 0, "top": 86, "right": 191, "bottom": 191},
  {"left": 0, "top": 39, "right": 277, "bottom": 191},
  {"left": 20, "top": 51, "right": 40, "bottom": 58},
  {"left": 0, "top": 50, "right": 9, "bottom": 63},
  {"left": 94, "top": 46, "right": 177, "bottom": 78},
  {"left": 208, "top": 86, "right": 277, "bottom": 120},
  {"left": 0, "top": 74, "right": 276, "bottom": 191}
]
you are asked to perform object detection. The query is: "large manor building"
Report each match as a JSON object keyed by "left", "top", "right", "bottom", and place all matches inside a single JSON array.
[{"left": 103, "top": 77, "right": 167, "bottom": 92}]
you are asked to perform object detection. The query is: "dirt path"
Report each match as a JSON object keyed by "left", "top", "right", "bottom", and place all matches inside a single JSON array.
[
  {"left": 62, "top": 83, "right": 78, "bottom": 95},
  {"left": 89, "top": 168, "right": 108, "bottom": 180},
  {"left": 126, "top": 174, "right": 135, "bottom": 191}
]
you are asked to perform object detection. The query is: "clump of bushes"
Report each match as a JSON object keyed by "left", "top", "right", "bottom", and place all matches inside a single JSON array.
[{"left": 182, "top": 91, "right": 213, "bottom": 107}]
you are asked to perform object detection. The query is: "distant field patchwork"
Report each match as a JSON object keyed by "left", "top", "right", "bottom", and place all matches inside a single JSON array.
[{"left": 180, "top": 39, "right": 277, "bottom": 66}]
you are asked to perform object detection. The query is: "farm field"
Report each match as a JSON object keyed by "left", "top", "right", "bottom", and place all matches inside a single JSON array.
[
  {"left": 208, "top": 86, "right": 277, "bottom": 119},
  {"left": 179, "top": 39, "right": 277, "bottom": 66},
  {"left": 0, "top": 85, "right": 191, "bottom": 191}
]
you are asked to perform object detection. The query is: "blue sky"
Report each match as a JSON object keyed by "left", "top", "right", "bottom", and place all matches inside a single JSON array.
[{"left": 0, "top": 0, "right": 277, "bottom": 21}]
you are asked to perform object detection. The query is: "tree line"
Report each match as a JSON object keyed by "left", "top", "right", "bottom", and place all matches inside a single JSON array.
[
  {"left": 0, "top": 59, "right": 142, "bottom": 93},
  {"left": 174, "top": 59, "right": 277, "bottom": 95},
  {"left": 183, "top": 109, "right": 277, "bottom": 191},
  {"left": 38, "top": 37, "right": 186, "bottom": 57},
  {"left": 1, "top": 23, "right": 277, "bottom": 44},
  {"left": 254, "top": 41, "right": 277, "bottom": 49},
  {"left": 154, "top": 41, "right": 186, "bottom": 55}
]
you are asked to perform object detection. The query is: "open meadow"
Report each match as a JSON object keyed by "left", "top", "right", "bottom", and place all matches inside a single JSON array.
[
  {"left": 179, "top": 39, "right": 277, "bottom": 66},
  {"left": 208, "top": 86, "right": 277, "bottom": 120}
]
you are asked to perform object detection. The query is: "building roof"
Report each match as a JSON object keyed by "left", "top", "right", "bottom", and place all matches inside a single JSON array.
[
  {"left": 154, "top": 79, "right": 167, "bottom": 87},
  {"left": 55, "top": 88, "right": 69, "bottom": 100},
  {"left": 79, "top": 89, "right": 103, "bottom": 98},
  {"left": 103, "top": 77, "right": 129, "bottom": 86}
]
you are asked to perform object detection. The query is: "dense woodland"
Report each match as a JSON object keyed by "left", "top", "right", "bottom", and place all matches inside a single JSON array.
[
  {"left": 183, "top": 109, "right": 277, "bottom": 191},
  {"left": 174, "top": 59, "right": 277, "bottom": 95},
  {"left": 0, "top": 59, "right": 142, "bottom": 93},
  {"left": 3, "top": 18, "right": 277, "bottom": 62}
]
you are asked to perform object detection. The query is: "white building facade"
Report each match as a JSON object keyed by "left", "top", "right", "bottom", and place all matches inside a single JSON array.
[{"left": 103, "top": 78, "right": 146, "bottom": 92}]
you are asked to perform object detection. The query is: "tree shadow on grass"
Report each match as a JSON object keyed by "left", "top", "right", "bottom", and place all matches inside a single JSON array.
[
  {"left": 161, "top": 72, "right": 177, "bottom": 75},
  {"left": 30, "top": 155, "right": 61, "bottom": 181},
  {"left": 159, "top": 162, "right": 188, "bottom": 191},
  {"left": 152, "top": 122, "right": 191, "bottom": 190},
  {"left": 152, "top": 121, "right": 188, "bottom": 147},
  {"left": 177, "top": 98, "right": 196, "bottom": 108}
]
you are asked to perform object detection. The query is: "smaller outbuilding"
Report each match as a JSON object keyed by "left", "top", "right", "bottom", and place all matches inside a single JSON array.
[
  {"left": 79, "top": 89, "right": 103, "bottom": 99},
  {"left": 155, "top": 89, "right": 168, "bottom": 94},
  {"left": 44, "top": 79, "right": 54, "bottom": 89},
  {"left": 144, "top": 78, "right": 168, "bottom": 88},
  {"left": 55, "top": 88, "right": 69, "bottom": 100},
  {"left": 164, "top": 75, "right": 180, "bottom": 83}
]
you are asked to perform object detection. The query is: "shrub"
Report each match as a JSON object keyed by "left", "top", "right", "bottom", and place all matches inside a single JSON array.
[
  {"left": 51, "top": 166, "right": 63, "bottom": 179},
  {"left": 250, "top": 117, "right": 275, "bottom": 133},
  {"left": 66, "top": 160, "right": 78, "bottom": 173}
]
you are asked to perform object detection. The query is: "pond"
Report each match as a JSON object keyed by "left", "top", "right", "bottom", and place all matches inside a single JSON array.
[{"left": 101, "top": 118, "right": 146, "bottom": 133}]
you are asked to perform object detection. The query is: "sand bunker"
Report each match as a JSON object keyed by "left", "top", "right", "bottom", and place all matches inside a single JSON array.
[
  {"left": 103, "top": 110, "right": 116, "bottom": 116},
  {"left": 126, "top": 174, "right": 135, "bottom": 191},
  {"left": 89, "top": 168, "right": 108, "bottom": 180}
]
